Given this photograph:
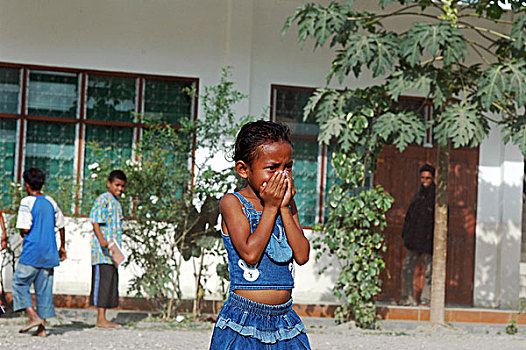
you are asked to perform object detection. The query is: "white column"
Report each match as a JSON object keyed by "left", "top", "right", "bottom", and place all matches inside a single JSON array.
[{"left": 474, "top": 127, "right": 523, "bottom": 308}]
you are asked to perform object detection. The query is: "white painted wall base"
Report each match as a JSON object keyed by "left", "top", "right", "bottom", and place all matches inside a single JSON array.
[
  {"left": 1, "top": 220, "right": 337, "bottom": 306},
  {"left": 520, "top": 263, "right": 526, "bottom": 299}
]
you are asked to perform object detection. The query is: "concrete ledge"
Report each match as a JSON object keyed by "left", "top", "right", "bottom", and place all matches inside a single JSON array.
[
  {"left": 377, "top": 305, "right": 526, "bottom": 325},
  {"left": 2, "top": 293, "right": 524, "bottom": 324}
]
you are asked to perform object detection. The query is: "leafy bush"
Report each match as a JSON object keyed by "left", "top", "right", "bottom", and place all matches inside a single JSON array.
[
  {"left": 313, "top": 151, "right": 392, "bottom": 328},
  {"left": 506, "top": 297, "right": 526, "bottom": 335}
]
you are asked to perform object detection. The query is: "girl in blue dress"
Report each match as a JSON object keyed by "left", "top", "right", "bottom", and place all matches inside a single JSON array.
[{"left": 210, "top": 120, "right": 311, "bottom": 349}]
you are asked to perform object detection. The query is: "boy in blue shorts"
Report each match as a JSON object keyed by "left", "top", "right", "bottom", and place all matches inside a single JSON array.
[
  {"left": 89, "top": 169, "right": 126, "bottom": 328},
  {"left": 12, "top": 168, "right": 66, "bottom": 337}
]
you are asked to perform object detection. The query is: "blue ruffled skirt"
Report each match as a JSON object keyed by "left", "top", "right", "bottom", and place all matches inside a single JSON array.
[{"left": 209, "top": 292, "right": 311, "bottom": 350}]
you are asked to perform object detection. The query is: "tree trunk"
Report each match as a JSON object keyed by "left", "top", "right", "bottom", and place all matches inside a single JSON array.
[{"left": 430, "top": 142, "right": 449, "bottom": 325}]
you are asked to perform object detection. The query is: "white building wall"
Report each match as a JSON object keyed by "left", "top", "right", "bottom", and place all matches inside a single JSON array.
[
  {"left": 474, "top": 126, "right": 524, "bottom": 308},
  {"left": 0, "top": 0, "right": 339, "bottom": 305},
  {"left": 0, "top": 0, "right": 523, "bottom": 308}
]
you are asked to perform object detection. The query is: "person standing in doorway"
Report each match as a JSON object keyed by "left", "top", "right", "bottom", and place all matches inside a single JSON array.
[{"left": 400, "top": 164, "right": 435, "bottom": 306}]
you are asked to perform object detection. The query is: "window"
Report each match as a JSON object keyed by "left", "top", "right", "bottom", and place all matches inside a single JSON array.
[
  {"left": 396, "top": 97, "right": 434, "bottom": 147},
  {"left": 0, "top": 63, "right": 197, "bottom": 213},
  {"left": 144, "top": 78, "right": 195, "bottom": 125},
  {"left": 27, "top": 70, "right": 79, "bottom": 118},
  {"left": 271, "top": 85, "right": 337, "bottom": 227},
  {"left": 274, "top": 85, "right": 421, "bottom": 226},
  {"left": 0, "top": 118, "right": 17, "bottom": 205}
]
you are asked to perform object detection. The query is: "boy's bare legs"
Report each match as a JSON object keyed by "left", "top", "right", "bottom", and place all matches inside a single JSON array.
[
  {"left": 96, "top": 307, "right": 121, "bottom": 328},
  {"left": 19, "top": 306, "right": 43, "bottom": 333}
]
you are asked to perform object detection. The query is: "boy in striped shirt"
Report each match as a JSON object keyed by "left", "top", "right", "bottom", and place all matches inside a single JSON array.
[{"left": 89, "top": 169, "right": 126, "bottom": 328}]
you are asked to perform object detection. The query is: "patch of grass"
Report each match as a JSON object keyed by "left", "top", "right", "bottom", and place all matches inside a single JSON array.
[
  {"left": 394, "top": 332, "right": 408, "bottom": 336},
  {"left": 124, "top": 319, "right": 138, "bottom": 327}
]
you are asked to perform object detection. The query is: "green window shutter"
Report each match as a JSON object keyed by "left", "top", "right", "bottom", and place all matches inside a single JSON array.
[
  {"left": 0, "top": 119, "right": 17, "bottom": 207},
  {"left": 82, "top": 125, "right": 134, "bottom": 213},
  {"left": 275, "top": 88, "right": 318, "bottom": 136},
  {"left": 86, "top": 74, "right": 137, "bottom": 122},
  {"left": 25, "top": 121, "right": 76, "bottom": 211},
  {"left": 27, "top": 71, "right": 79, "bottom": 118},
  {"left": 274, "top": 86, "right": 318, "bottom": 226},
  {"left": 144, "top": 79, "right": 194, "bottom": 125},
  {"left": 291, "top": 138, "right": 319, "bottom": 226},
  {"left": 0, "top": 67, "right": 21, "bottom": 114}
]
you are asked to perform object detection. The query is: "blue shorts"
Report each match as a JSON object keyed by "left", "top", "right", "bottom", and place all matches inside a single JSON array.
[
  {"left": 12, "top": 263, "right": 56, "bottom": 319},
  {"left": 210, "top": 292, "right": 311, "bottom": 350}
]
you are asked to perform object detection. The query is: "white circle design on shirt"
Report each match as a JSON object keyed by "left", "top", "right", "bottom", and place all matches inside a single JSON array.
[
  {"left": 289, "top": 262, "right": 295, "bottom": 278},
  {"left": 238, "top": 260, "right": 260, "bottom": 281}
]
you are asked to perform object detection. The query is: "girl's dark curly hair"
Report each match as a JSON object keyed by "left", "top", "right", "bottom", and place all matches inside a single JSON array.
[{"left": 232, "top": 120, "right": 292, "bottom": 165}]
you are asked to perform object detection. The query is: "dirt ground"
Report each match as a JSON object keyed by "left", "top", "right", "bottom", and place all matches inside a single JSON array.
[{"left": 1, "top": 308, "right": 525, "bottom": 349}]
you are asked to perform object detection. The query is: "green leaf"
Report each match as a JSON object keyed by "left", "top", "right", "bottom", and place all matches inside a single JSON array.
[
  {"left": 441, "top": 26, "right": 468, "bottom": 66},
  {"left": 319, "top": 115, "right": 347, "bottom": 144},
  {"left": 330, "top": 33, "right": 399, "bottom": 81},
  {"left": 387, "top": 69, "right": 431, "bottom": 101},
  {"left": 400, "top": 22, "right": 466, "bottom": 67},
  {"left": 369, "top": 33, "right": 399, "bottom": 77},
  {"left": 375, "top": 111, "right": 426, "bottom": 151},
  {"left": 476, "top": 64, "right": 507, "bottom": 109},
  {"left": 477, "top": 61, "right": 526, "bottom": 109},
  {"left": 281, "top": 3, "right": 349, "bottom": 48},
  {"left": 503, "top": 116, "right": 526, "bottom": 155},
  {"left": 400, "top": 33, "right": 422, "bottom": 67},
  {"left": 507, "top": 60, "right": 526, "bottom": 106},
  {"left": 433, "top": 102, "right": 489, "bottom": 148}
]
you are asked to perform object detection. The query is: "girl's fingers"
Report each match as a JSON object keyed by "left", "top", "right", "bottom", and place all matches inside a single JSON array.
[
  {"left": 268, "top": 171, "right": 287, "bottom": 195},
  {"left": 264, "top": 173, "right": 278, "bottom": 192},
  {"left": 289, "top": 176, "right": 296, "bottom": 197}
]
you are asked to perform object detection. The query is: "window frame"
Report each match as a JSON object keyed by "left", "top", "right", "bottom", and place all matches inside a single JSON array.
[
  {"left": 0, "top": 62, "right": 199, "bottom": 215},
  {"left": 397, "top": 95, "right": 434, "bottom": 147},
  {"left": 270, "top": 85, "right": 435, "bottom": 227},
  {"left": 270, "top": 84, "right": 328, "bottom": 228}
]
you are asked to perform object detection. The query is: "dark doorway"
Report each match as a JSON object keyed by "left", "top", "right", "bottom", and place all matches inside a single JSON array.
[{"left": 375, "top": 145, "right": 478, "bottom": 305}]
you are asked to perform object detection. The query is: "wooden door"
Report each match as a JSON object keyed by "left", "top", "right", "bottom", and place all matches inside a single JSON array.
[{"left": 375, "top": 145, "right": 478, "bottom": 305}]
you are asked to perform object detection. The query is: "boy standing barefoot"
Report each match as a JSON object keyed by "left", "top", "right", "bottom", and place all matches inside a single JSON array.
[
  {"left": 89, "top": 170, "right": 126, "bottom": 328},
  {"left": 12, "top": 168, "right": 66, "bottom": 337}
]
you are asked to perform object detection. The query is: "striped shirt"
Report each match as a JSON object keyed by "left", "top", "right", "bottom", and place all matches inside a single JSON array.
[{"left": 89, "top": 192, "right": 123, "bottom": 265}]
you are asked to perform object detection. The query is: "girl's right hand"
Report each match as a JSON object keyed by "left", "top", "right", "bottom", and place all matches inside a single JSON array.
[
  {"left": 259, "top": 171, "right": 287, "bottom": 209},
  {"left": 281, "top": 171, "right": 296, "bottom": 208}
]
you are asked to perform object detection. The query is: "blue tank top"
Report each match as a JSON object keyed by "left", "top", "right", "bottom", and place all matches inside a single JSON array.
[{"left": 223, "top": 192, "right": 295, "bottom": 291}]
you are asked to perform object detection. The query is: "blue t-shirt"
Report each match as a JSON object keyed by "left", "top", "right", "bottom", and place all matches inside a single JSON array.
[{"left": 16, "top": 195, "right": 65, "bottom": 268}]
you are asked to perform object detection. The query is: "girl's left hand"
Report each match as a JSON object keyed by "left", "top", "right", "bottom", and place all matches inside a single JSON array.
[{"left": 281, "top": 171, "right": 296, "bottom": 208}]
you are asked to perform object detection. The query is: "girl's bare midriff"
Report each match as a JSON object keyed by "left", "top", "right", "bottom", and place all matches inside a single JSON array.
[{"left": 234, "top": 289, "right": 292, "bottom": 305}]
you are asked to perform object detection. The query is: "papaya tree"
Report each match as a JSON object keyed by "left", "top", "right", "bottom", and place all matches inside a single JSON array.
[{"left": 283, "top": 0, "right": 526, "bottom": 326}]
